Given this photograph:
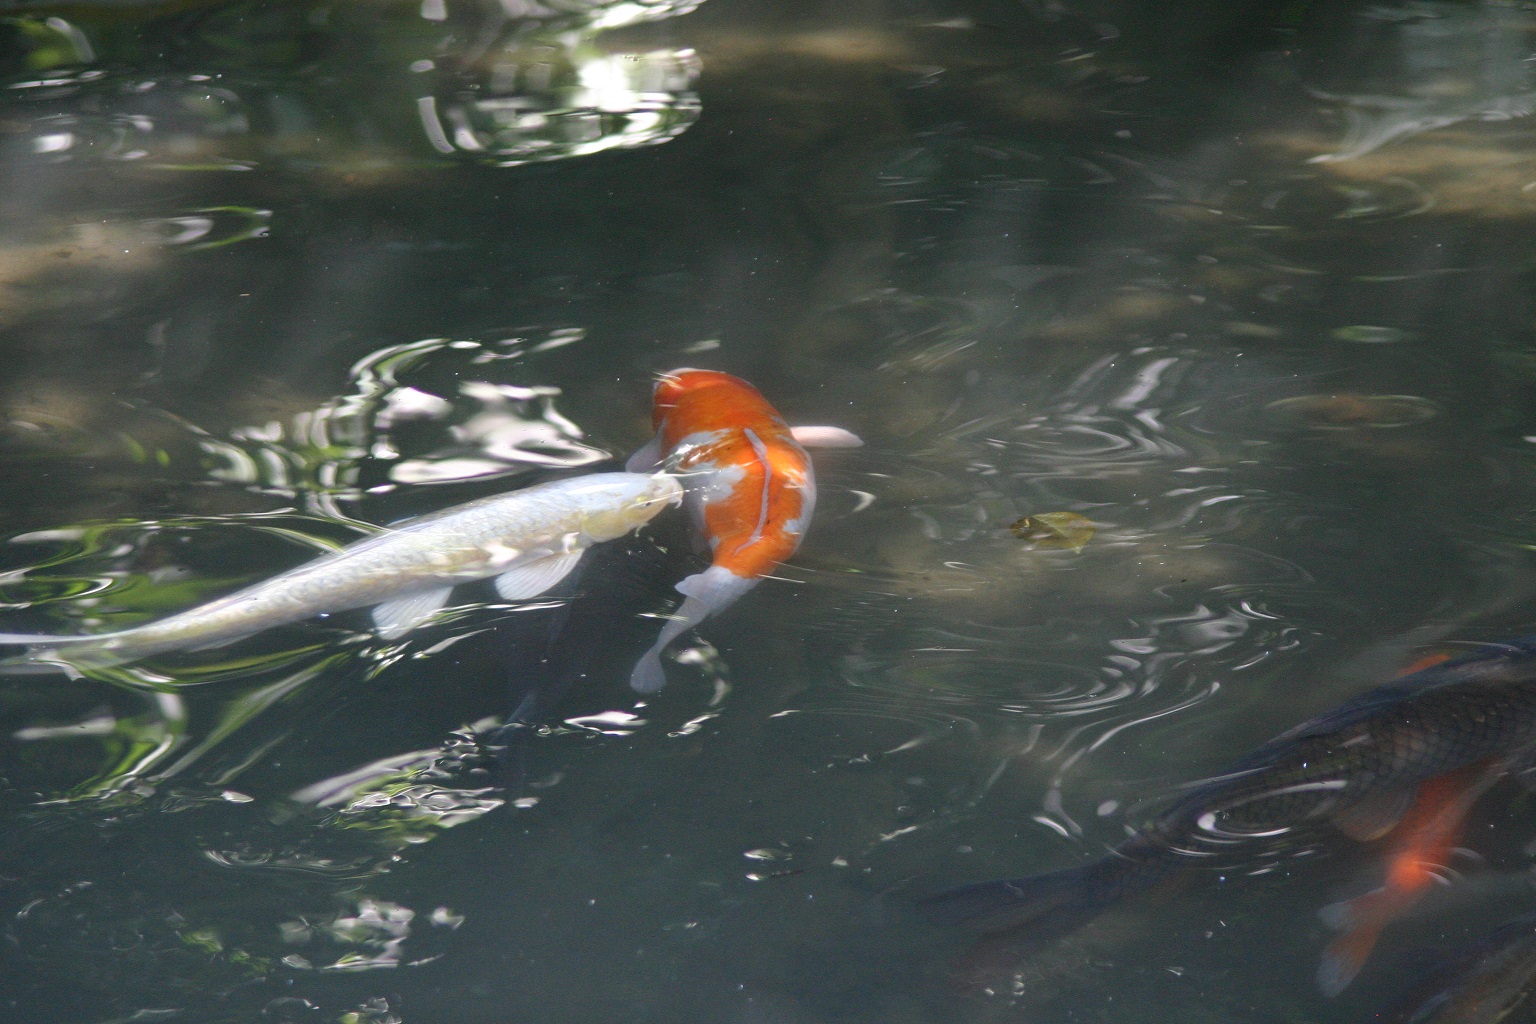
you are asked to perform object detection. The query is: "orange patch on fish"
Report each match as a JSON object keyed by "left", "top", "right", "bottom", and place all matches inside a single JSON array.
[
  {"left": 1396, "top": 649, "right": 1459, "bottom": 677},
  {"left": 653, "top": 369, "right": 814, "bottom": 578},
  {"left": 626, "top": 368, "right": 860, "bottom": 692},
  {"left": 1317, "top": 759, "right": 1505, "bottom": 997}
]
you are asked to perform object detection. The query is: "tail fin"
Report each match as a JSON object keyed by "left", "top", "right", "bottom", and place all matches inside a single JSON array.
[
  {"left": 1316, "top": 885, "right": 1411, "bottom": 996},
  {"left": 921, "top": 858, "right": 1134, "bottom": 937},
  {"left": 630, "top": 566, "right": 756, "bottom": 693},
  {"left": 0, "top": 631, "right": 129, "bottom": 676},
  {"left": 0, "top": 630, "right": 114, "bottom": 646}
]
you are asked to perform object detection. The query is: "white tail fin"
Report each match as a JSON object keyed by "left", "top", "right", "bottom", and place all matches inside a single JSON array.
[
  {"left": 0, "top": 632, "right": 132, "bottom": 676},
  {"left": 0, "top": 630, "right": 118, "bottom": 646},
  {"left": 0, "top": 617, "right": 161, "bottom": 674},
  {"left": 629, "top": 566, "right": 756, "bottom": 693}
]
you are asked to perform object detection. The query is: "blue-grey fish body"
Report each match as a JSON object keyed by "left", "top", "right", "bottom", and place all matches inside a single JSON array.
[
  {"left": 1387, "top": 913, "right": 1536, "bottom": 1024},
  {"left": 0, "top": 472, "right": 682, "bottom": 672},
  {"left": 923, "top": 637, "right": 1536, "bottom": 958}
]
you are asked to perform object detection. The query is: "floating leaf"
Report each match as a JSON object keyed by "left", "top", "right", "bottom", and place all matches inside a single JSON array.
[{"left": 1009, "top": 511, "right": 1094, "bottom": 552}]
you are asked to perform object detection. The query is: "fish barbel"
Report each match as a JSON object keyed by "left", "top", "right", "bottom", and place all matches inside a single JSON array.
[
  {"left": 923, "top": 637, "right": 1536, "bottom": 951},
  {"left": 0, "top": 471, "right": 682, "bottom": 674}
]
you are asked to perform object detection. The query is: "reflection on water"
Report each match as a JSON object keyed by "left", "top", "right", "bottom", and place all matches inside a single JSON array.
[
  {"left": 192, "top": 333, "right": 610, "bottom": 513},
  {"left": 2, "top": 0, "right": 702, "bottom": 173},
  {"left": 430, "top": 32, "right": 700, "bottom": 165},
  {"left": 10, "top": 0, "right": 1536, "bottom": 1021},
  {"left": 1307, "top": 1, "right": 1536, "bottom": 164}
]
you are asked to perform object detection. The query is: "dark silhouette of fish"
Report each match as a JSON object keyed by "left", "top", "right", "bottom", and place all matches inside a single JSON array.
[
  {"left": 923, "top": 637, "right": 1536, "bottom": 984},
  {"left": 481, "top": 489, "right": 700, "bottom": 788},
  {"left": 1381, "top": 913, "right": 1536, "bottom": 1024},
  {"left": 499, "top": 525, "right": 693, "bottom": 730}
]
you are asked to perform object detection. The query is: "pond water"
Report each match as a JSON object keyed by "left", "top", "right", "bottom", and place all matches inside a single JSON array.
[{"left": 6, "top": 0, "right": 1536, "bottom": 1021}]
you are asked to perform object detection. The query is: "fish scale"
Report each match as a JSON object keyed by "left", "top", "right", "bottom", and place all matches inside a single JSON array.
[
  {"left": 0, "top": 472, "right": 682, "bottom": 673},
  {"left": 923, "top": 639, "right": 1536, "bottom": 939}
]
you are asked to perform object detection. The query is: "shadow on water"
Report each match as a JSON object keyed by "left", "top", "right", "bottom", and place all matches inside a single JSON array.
[{"left": 10, "top": 0, "right": 1536, "bottom": 1021}]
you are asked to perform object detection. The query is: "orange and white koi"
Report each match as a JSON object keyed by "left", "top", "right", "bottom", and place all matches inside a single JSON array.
[
  {"left": 625, "top": 368, "right": 861, "bottom": 692},
  {"left": 1316, "top": 758, "right": 1505, "bottom": 997}
]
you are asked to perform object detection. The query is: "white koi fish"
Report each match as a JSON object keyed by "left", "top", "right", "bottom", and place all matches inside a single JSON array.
[{"left": 0, "top": 472, "right": 682, "bottom": 674}]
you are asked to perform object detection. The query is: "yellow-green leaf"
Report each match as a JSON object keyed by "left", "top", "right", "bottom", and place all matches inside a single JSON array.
[{"left": 1009, "top": 511, "right": 1094, "bottom": 552}]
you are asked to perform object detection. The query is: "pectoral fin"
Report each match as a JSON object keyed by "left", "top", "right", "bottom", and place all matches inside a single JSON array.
[
  {"left": 373, "top": 587, "right": 453, "bottom": 639},
  {"left": 1503, "top": 746, "right": 1536, "bottom": 791},
  {"left": 626, "top": 433, "right": 664, "bottom": 472},
  {"left": 1330, "top": 787, "right": 1414, "bottom": 842},
  {"left": 494, "top": 550, "right": 585, "bottom": 601},
  {"left": 791, "top": 425, "right": 863, "bottom": 449}
]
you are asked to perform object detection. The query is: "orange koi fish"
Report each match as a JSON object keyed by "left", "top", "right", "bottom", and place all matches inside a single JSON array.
[
  {"left": 1316, "top": 758, "right": 1505, "bottom": 997},
  {"left": 625, "top": 369, "right": 861, "bottom": 692}
]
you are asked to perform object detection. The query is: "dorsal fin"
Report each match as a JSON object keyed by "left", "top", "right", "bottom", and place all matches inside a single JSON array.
[{"left": 1330, "top": 787, "right": 1414, "bottom": 842}]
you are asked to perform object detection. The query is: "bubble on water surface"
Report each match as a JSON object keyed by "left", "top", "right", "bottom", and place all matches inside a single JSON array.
[
  {"left": 563, "top": 710, "right": 648, "bottom": 736},
  {"left": 744, "top": 847, "right": 791, "bottom": 861}
]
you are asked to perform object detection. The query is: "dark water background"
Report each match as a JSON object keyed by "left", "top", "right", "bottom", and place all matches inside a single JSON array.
[{"left": 6, "top": 0, "right": 1536, "bottom": 1021}]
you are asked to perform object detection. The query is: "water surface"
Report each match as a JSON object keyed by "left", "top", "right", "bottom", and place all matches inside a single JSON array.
[{"left": 6, "top": 0, "right": 1536, "bottom": 1021}]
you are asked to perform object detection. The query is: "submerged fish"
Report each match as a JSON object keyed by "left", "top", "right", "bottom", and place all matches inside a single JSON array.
[
  {"left": 922, "top": 638, "right": 1536, "bottom": 985},
  {"left": 1316, "top": 759, "right": 1504, "bottom": 996},
  {"left": 625, "top": 368, "right": 861, "bottom": 693},
  {"left": 0, "top": 472, "right": 683, "bottom": 673},
  {"left": 1383, "top": 913, "right": 1536, "bottom": 1024}
]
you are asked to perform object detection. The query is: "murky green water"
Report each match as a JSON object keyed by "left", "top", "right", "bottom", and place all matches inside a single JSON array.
[{"left": 8, "top": 0, "right": 1536, "bottom": 1021}]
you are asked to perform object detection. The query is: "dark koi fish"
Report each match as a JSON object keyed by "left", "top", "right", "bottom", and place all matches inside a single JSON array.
[
  {"left": 1316, "top": 759, "right": 1503, "bottom": 996},
  {"left": 923, "top": 637, "right": 1536, "bottom": 986},
  {"left": 1382, "top": 912, "right": 1536, "bottom": 1024}
]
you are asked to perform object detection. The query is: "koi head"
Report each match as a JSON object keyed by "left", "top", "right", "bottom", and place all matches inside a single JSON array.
[
  {"left": 580, "top": 472, "right": 684, "bottom": 542},
  {"left": 652, "top": 367, "right": 717, "bottom": 400},
  {"left": 652, "top": 367, "right": 755, "bottom": 412},
  {"left": 650, "top": 368, "right": 780, "bottom": 437}
]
